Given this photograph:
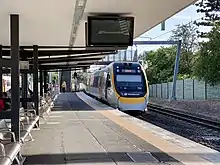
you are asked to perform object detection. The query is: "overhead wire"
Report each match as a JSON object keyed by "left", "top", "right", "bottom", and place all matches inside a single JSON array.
[{"left": 148, "top": 17, "right": 203, "bottom": 40}]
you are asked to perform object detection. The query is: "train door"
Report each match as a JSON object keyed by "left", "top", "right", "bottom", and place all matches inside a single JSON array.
[
  {"left": 105, "top": 72, "right": 111, "bottom": 100},
  {"left": 98, "top": 72, "right": 102, "bottom": 98},
  {"left": 102, "top": 72, "right": 107, "bottom": 100}
]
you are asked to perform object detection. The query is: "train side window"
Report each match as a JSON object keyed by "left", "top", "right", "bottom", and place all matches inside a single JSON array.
[
  {"left": 99, "top": 76, "right": 103, "bottom": 87},
  {"left": 94, "top": 76, "right": 97, "bottom": 87},
  {"left": 94, "top": 76, "right": 99, "bottom": 87}
]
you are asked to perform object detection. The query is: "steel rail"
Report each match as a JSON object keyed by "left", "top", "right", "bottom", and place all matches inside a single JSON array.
[{"left": 145, "top": 103, "right": 220, "bottom": 130}]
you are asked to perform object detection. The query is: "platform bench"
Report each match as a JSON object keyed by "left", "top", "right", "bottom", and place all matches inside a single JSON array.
[
  {"left": 0, "top": 131, "right": 25, "bottom": 165},
  {"left": 2, "top": 108, "right": 39, "bottom": 143}
]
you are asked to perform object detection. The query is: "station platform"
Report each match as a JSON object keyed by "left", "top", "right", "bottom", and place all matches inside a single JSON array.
[{"left": 21, "top": 92, "right": 220, "bottom": 165}]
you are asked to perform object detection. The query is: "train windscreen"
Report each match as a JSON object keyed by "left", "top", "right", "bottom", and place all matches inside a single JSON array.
[
  {"left": 113, "top": 63, "right": 147, "bottom": 97},
  {"left": 116, "top": 75, "right": 142, "bottom": 82}
]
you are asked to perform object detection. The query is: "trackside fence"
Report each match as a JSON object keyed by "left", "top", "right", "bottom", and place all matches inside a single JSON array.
[{"left": 149, "top": 79, "right": 220, "bottom": 100}]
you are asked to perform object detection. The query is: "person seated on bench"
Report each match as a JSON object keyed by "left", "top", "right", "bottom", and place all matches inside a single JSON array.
[
  {"left": 0, "top": 93, "right": 5, "bottom": 112},
  {"left": 2, "top": 92, "right": 11, "bottom": 110}
]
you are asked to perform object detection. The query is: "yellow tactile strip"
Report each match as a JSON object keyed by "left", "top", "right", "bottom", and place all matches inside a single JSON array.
[{"left": 100, "top": 110, "right": 217, "bottom": 165}]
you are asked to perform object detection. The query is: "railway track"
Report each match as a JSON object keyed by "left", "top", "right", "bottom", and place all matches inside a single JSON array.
[
  {"left": 144, "top": 103, "right": 220, "bottom": 130},
  {"left": 84, "top": 91, "right": 220, "bottom": 130}
]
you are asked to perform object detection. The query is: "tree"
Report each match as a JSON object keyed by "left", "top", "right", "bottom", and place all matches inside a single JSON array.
[
  {"left": 170, "top": 22, "right": 198, "bottom": 52},
  {"left": 193, "top": 22, "right": 220, "bottom": 85},
  {"left": 194, "top": 0, "right": 220, "bottom": 37},
  {"left": 169, "top": 22, "right": 198, "bottom": 75},
  {"left": 143, "top": 23, "right": 198, "bottom": 84},
  {"left": 144, "top": 46, "right": 177, "bottom": 84}
]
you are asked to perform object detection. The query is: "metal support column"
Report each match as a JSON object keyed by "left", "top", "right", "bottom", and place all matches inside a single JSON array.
[
  {"left": 10, "top": 14, "right": 20, "bottom": 141},
  {"left": 0, "top": 45, "right": 2, "bottom": 94},
  {"left": 124, "top": 50, "right": 127, "bottom": 61},
  {"left": 22, "top": 73, "right": 28, "bottom": 109},
  {"left": 40, "top": 69, "right": 43, "bottom": 97},
  {"left": 82, "top": 67, "right": 86, "bottom": 73},
  {"left": 170, "top": 40, "right": 182, "bottom": 100},
  {"left": 133, "top": 49, "right": 138, "bottom": 62},
  {"left": 49, "top": 72, "right": 52, "bottom": 82},
  {"left": 33, "top": 45, "right": 39, "bottom": 118},
  {"left": 57, "top": 70, "right": 60, "bottom": 85},
  {"left": 113, "top": 53, "right": 115, "bottom": 61},
  {"left": 43, "top": 70, "right": 47, "bottom": 94}
]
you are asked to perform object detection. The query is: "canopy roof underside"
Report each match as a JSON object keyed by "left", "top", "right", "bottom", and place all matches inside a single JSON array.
[{"left": 0, "top": 0, "right": 196, "bottom": 69}]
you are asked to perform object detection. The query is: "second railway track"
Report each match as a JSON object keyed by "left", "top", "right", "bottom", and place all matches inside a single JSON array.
[{"left": 144, "top": 103, "right": 220, "bottom": 130}]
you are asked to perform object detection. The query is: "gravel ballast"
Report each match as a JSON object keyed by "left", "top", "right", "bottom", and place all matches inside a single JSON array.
[{"left": 149, "top": 97, "right": 220, "bottom": 121}]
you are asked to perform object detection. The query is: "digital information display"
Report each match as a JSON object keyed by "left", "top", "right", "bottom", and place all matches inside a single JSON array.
[
  {"left": 121, "top": 69, "right": 136, "bottom": 73},
  {"left": 87, "top": 16, "right": 134, "bottom": 47}
]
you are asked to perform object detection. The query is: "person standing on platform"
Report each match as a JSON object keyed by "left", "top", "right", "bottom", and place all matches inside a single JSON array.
[
  {"left": 73, "top": 72, "right": 77, "bottom": 79},
  {"left": 61, "top": 81, "right": 66, "bottom": 93},
  {"left": 73, "top": 72, "right": 78, "bottom": 91}
]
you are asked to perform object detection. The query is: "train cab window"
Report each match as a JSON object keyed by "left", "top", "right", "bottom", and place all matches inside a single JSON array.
[
  {"left": 106, "top": 80, "right": 111, "bottom": 88},
  {"left": 106, "top": 73, "right": 111, "bottom": 88}
]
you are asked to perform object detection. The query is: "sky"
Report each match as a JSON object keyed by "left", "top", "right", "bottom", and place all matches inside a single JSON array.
[
  {"left": 133, "top": 4, "right": 211, "bottom": 54},
  {"left": 89, "top": 3, "right": 211, "bottom": 71}
]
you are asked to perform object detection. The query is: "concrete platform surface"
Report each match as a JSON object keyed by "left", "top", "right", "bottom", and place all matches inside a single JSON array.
[
  {"left": 21, "top": 92, "right": 220, "bottom": 165},
  {"left": 22, "top": 93, "right": 173, "bottom": 165},
  {"left": 78, "top": 92, "right": 220, "bottom": 165}
]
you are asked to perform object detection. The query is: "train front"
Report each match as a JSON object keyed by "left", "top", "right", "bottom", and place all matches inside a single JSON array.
[{"left": 113, "top": 62, "right": 148, "bottom": 113}]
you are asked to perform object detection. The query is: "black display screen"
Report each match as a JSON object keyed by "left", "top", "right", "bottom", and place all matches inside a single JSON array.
[{"left": 87, "top": 16, "right": 134, "bottom": 47}]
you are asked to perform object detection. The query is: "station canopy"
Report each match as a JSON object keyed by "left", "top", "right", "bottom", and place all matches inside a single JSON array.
[{"left": 0, "top": 0, "right": 196, "bottom": 70}]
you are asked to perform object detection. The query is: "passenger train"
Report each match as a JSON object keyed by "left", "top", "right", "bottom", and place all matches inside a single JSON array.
[{"left": 86, "top": 62, "right": 149, "bottom": 114}]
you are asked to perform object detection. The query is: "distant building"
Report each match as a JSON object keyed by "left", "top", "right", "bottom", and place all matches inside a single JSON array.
[{"left": 102, "top": 49, "right": 136, "bottom": 62}]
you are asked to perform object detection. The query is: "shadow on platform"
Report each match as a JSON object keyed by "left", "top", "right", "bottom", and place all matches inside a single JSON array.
[
  {"left": 52, "top": 92, "right": 94, "bottom": 111},
  {"left": 23, "top": 151, "right": 220, "bottom": 164}
]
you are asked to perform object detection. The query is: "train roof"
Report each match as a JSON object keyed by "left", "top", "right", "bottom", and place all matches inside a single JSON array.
[{"left": 89, "top": 61, "right": 142, "bottom": 75}]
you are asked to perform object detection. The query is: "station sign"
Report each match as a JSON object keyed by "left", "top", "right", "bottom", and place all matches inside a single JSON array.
[{"left": 19, "top": 61, "right": 29, "bottom": 70}]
